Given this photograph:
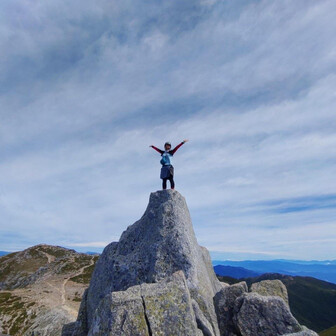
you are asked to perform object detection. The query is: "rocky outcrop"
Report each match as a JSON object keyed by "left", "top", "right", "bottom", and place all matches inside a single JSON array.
[
  {"left": 64, "top": 190, "right": 221, "bottom": 336},
  {"left": 88, "top": 271, "right": 198, "bottom": 336},
  {"left": 214, "top": 282, "right": 248, "bottom": 336},
  {"left": 23, "top": 308, "right": 73, "bottom": 336},
  {"left": 63, "top": 190, "right": 318, "bottom": 336},
  {"left": 251, "top": 279, "right": 289, "bottom": 305},
  {"left": 233, "top": 293, "right": 301, "bottom": 336}
]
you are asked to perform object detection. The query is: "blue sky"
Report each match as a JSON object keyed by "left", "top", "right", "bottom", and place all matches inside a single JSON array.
[{"left": 0, "top": 0, "right": 335, "bottom": 260}]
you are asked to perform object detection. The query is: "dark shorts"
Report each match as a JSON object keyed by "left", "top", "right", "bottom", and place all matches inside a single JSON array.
[{"left": 160, "top": 165, "right": 174, "bottom": 179}]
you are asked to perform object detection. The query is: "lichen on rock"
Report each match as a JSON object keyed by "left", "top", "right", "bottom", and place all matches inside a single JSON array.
[{"left": 251, "top": 279, "right": 289, "bottom": 305}]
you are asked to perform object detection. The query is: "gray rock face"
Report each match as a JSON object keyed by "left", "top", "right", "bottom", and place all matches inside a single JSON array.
[
  {"left": 89, "top": 282, "right": 148, "bottom": 336},
  {"left": 66, "top": 190, "right": 221, "bottom": 335},
  {"left": 251, "top": 279, "right": 289, "bottom": 305},
  {"left": 87, "top": 270, "right": 199, "bottom": 336},
  {"left": 86, "top": 272, "right": 199, "bottom": 336},
  {"left": 214, "top": 282, "right": 248, "bottom": 336},
  {"left": 233, "top": 293, "right": 302, "bottom": 336},
  {"left": 23, "top": 308, "right": 73, "bottom": 336},
  {"left": 192, "top": 299, "right": 216, "bottom": 336},
  {"left": 139, "top": 271, "right": 198, "bottom": 336},
  {"left": 283, "top": 326, "right": 319, "bottom": 336},
  {"left": 63, "top": 189, "right": 318, "bottom": 336}
]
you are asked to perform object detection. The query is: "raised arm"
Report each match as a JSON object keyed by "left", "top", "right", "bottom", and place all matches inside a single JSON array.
[
  {"left": 171, "top": 139, "right": 188, "bottom": 155},
  {"left": 150, "top": 145, "right": 164, "bottom": 154}
]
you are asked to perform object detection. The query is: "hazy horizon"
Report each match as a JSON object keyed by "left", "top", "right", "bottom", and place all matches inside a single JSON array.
[{"left": 1, "top": 242, "right": 335, "bottom": 263}]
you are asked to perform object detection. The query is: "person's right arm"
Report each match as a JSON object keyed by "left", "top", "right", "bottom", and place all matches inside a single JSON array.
[{"left": 149, "top": 145, "right": 164, "bottom": 154}]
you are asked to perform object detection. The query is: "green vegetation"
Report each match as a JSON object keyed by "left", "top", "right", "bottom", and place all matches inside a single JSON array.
[
  {"left": 0, "top": 292, "right": 13, "bottom": 300},
  {"left": 0, "top": 252, "right": 18, "bottom": 262},
  {"left": 73, "top": 297, "right": 82, "bottom": 302},
  {"left": 70, "top": 263, "right": 96, "bottom": 284},
  {"left": 0, "top": 245, "right": 85, "bottom": 286},
  {"left": 320, "top": 325, "right": 336, "bottom": 336},
  {"left": 37, "top": 245, "right": 71, "bottom": 258},
  {"left": 217, "top": 275, "right": 240, "bottom": 284},
  {"left": 217, "top": 273, "right": 336, "bottom": 333},
  {"left": 72, "top": 291, "right": 83, "bottom": 302},
  {"left": 0, "top": 245, "right": 98, "bottom": 287},
  {"left": 36, "top": 244, "right": 82, "bottom": 257},
  {"left": 0, "top": 245, "right": 98, "bottom": 335},
  {"left": 0, "top": 249, "right": 47, "bottom": 285},
  {"left": 0, "top": 291, "right": 36, "bottom": 335},
  {"left": 55, "top": 255, "right": 95, "bottom": 275}
]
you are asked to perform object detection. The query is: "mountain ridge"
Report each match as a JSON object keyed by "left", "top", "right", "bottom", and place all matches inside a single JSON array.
[
  {"left": 0, "top": 244, "right": 98, "bottom": 335},
  {"left": 213, "top": 260, "right": 336, "bottom": 284},
  {"left": 214, "top": 265, "right": 261, "bottom": 278}
]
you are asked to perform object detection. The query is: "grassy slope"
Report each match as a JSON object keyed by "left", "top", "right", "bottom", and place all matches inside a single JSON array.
[
  {"left": 0, "top": 245, "right": 97, "bottom": 289},
  {"left": 320, "top": 325, "right": 336, "bottom": 336},
  {"left": 0, "top": 245, "right": 98, "bottom": 335},
  {"left": 0, "top": 291, "right": 36, "bottom": 335},
  {"left": 0, "top": 249, "right": 48, "bottom": 284}
]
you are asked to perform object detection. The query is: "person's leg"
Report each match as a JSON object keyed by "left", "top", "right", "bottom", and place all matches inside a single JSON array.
[
  {"left": 169, "top": 176, "right": 175, "bottom": 189},
  {"left": 162, "top": 178, "right": 167, "bottom": 190}
]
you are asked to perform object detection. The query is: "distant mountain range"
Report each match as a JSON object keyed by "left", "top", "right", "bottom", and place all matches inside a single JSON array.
[
  {"left": 213, "top": 259, "right": 336, "bottom": 284},
  {"left": 216, "top": 272, "right": 336, "bottom": 334},
  {"left": 214, "top": 265, "right": 260, "bottom": 278},
  {"left": 85, "top": 251, "right": 101, "bottom": 255},
  {"left": 0, "top": 251, "right": 9, "bottom": 256}
]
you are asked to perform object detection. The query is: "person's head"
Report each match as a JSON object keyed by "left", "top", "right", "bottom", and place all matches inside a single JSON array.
[{"left": 164, "top": 142, "right": 171, "bottom": 151}]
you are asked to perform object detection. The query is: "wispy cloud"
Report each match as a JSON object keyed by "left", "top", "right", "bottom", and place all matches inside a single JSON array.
[
  {"left": 260, "top": 194, "right": 336, "bottom": 213},
  {"left": 0, "top": 0, "right": 335, "bottom": 259}
]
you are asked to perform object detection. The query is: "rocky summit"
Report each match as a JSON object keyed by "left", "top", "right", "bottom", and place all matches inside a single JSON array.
[{"left": 62, "top": 190, "right": 318, "bottom": 336}]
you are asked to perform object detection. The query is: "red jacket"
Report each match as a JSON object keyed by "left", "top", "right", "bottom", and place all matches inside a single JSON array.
[{"left": 150, "top": 142, "right": 185, "bottom": 156}]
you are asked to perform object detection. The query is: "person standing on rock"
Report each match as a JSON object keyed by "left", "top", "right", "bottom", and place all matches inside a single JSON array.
[{"left": 150, "top": 140, "right": 188, "bottom": 190}]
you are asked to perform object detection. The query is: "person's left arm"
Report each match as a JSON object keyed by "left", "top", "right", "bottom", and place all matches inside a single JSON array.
[{"left": 170, "top": 139, "right": 189, "bottom": 155}]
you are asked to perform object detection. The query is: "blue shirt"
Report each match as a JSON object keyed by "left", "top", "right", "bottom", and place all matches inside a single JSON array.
[{"left": 161, "top": 151, "right": 173, "bottom": 166}]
